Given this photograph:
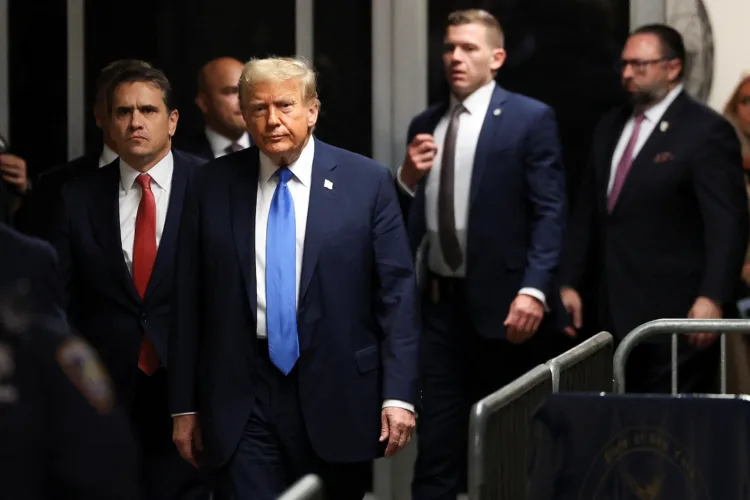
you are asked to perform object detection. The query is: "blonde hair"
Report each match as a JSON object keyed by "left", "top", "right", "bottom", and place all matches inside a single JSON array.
[
  {"left": 446, "top": 9, "right": 505, "bottom": 48},
  {"left": 723, "top": 73, "right": 750, "bottom": 157},
  {"left": 239, "top": 57, "right": 319, "bottom": 108}
]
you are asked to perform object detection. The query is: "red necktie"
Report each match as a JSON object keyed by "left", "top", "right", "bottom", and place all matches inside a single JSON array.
[
  {"left": 608, "top": 113, "right": 645, "bottom": 212},
  {"left": 132, "top": 174, "right": 160, "bottom": 375}
]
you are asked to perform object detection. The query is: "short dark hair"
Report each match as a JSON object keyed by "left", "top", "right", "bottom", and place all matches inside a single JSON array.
[
  {"left": 94, "top": 59, "right": 152, "bottom": 103},
  {"left": 106, "top": 66, "right": 174, "bottom": 115},
  {"left": 632, "top": 24, "right": 686, "bottom": 80},
  {"left": 446, "top": 9, "right": 504, "bottom": 48}
]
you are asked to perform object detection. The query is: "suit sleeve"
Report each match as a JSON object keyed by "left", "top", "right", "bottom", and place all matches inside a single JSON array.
[
  {"left": 521, "top": 107, "right": 567, "bottom": 296},
  {"left": 169, "top": 171, "right": 202, "bottom": 414},
  {"left": 693, "top": 118, "right": 750, "bottom": 305},
  {"left": 371, "top": 166, "right": 421, "bottom": 405}
]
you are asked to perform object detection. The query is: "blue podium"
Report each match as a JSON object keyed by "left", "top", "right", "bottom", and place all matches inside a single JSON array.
[{"left": 528, "top": 394, "right": 750, "bottom": 499}]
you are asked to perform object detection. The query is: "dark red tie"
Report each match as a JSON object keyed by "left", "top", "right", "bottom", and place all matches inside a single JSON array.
[{"left": 132, "top": 174, "right": 160, "bottom": 375}]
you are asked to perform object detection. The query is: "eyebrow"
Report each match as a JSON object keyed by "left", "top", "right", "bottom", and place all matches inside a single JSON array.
[{"left": 115, "top": 104, "right": 160, "bottom": 113}]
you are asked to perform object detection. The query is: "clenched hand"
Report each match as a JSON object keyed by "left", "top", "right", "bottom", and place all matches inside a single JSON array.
[
  {"left": 173, "top": 414, "right": 203, "bottom": 468},
  {"left": 504, "top": 294, "right": 544, "bottom": 344},
  {"left": 379, "top": 407, "right": 416, "bottom": 458}
]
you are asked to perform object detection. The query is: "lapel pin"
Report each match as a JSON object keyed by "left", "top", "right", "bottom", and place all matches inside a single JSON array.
[
  {"left": 493, "top": 108, "right": 502, "bottom": 116},
  {"left": 324, "top": 179, "right": 334, "bottom": 190},
  {"left": 660, "top": 121, "right": 669, "bottom": 132}
]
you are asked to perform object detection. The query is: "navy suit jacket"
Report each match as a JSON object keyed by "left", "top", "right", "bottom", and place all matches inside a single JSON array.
[
  {"left": 169, "top": 139, "right": 420, "bottom": 467},
  {"left": 52, "top": 149, "right": 205, "bottom": 407},
  {"left": 400, "top": 85, "right": 570, "bottom": 338}
]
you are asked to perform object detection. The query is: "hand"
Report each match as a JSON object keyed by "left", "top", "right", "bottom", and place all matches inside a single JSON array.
[
  {"left": 687, "top": 296, "right": 722, "bottom": 349},
  {"left": 172, "top": 414, "right": 203, "bottom": 468},
  {"left": 504, "top": 294, "right": 544, "bottom": 344},
  {"left": 0, "top": 154, "right": 29, "bottom": 193},
  {"left": 379, "top": 407, "right": 416, "bottom": 458},
  {"left": 401, "top": 134, "right": 438, "bottom": 190},
  {"left": 560, "top": 286, "right": 582, "bottom": 338}
]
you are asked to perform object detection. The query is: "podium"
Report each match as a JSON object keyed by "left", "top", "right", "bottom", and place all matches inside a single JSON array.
[{"left": 527, "top": 394, "right": 750, "bottom": 499}]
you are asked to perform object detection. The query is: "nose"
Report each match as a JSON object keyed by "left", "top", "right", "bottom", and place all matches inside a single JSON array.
[
  {"left": 130, "top": 111, "right": 143, "bottom": 129},
  {"left": 267, "top": 106, "right": 281, "bottom": 126}
]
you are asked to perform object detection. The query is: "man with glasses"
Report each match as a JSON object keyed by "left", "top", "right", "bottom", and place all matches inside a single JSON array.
[{"left": 561, "top": 24, "right": 749, "bottom": 393}]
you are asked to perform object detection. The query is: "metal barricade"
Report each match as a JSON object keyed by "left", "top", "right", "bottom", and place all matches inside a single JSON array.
[
  {"left": 277, "top": 474, "right": 324, "bottom": 500},
  {"left": 612, "top": 318, "right": 750, "bottom": 394},
  {"left": 467, "top": 365, "right": 553, "bottom": 500},
  {"left": 547, "top": 332, "right": 614, "bottom": 393}
]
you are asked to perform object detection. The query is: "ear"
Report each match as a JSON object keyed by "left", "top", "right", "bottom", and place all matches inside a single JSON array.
[
  {"left": 667, "top": 59, "right": 682, "bottom": 84},
  {"left": 168, "top": 109, "right": 179, "bottom": 138},
  {"left": 195, "top": 93, "right": 209, "bottom": 114},
  {"left": 489, "top": 48, "right": 506, "bottom": 73},
  {"left": 307, "top": 99, "right": 320, "bottom": 129}
]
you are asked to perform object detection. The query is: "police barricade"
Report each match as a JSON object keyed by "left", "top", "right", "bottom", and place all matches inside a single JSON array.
[
  {"left": 612, "top": 318, "right": 750, "bottom": 394},
  {"left": 526, "top": 392, "right": 750, "bottom": 499},
  {"left": 547, "top": 332, "right": 614, "bottom": 393},
  {"left": 277, "top": 474, "right": 324, "bottom": 500}
]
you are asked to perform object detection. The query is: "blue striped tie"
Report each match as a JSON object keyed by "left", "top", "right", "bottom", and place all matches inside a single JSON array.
[{"left": 265, "top": 167, "right": 299, "bottom": 375}]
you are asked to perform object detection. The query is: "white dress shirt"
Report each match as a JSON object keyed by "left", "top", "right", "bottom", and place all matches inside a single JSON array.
[
  {"left": 205, "top": 127, "right": 251, "bottom": 158},
  {"left": 118, "top": 152, "right": 174, "bottom": 274},
  {"left": 99, "top": 144, "right": 118, "bottom": 168},
  {"left": 255, "top": 139, "right": 414, "bottom": 413},
  {"left": 397, "top": 80, "right": 546, "bottom": 305},
  {"left": 608, "top": 84, "right": 684, "bottom": 193}
]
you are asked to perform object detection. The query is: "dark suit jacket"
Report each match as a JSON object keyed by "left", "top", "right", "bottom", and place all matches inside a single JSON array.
[
  {"left": 561, "top": 91, "right": 750, "bottom": 338},
  {"left": 400, "top": 85, "right": 569, "bottom": 338},
  {"left": 52, "top": 149, "right": 205, "bottom": 407},
  {"left": 169, "top": 140, "right": 420, "bottom": 467},
  {"left": 15, "top": 153, "right": 99, "bottom": 240}
]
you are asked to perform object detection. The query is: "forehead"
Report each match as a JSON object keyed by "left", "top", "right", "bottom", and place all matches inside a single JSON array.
[
  {"left": 623, "top": 33, "right": 662, "bottom": 58},
  {"left": 739, "top": 80, "right": 750, "bottom": 95},
  {"left": 113, "top": 81, "right": 165, "bottom": 107},
  {"left": 207, "top": 62, "right": 243, "bottom": 88},
  {"left": 248, "top": 79, "right": 304, "bottom": 101},
  {"left": 445, "top": 23, "right": 490, "bottom": 45}
]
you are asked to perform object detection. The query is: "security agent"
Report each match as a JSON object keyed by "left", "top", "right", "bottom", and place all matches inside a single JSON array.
[{"left": 0, "top": 222, "right": 140, "bottom": 500}]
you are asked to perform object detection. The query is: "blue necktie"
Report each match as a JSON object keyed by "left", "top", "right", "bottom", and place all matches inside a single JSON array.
[{"left": 265, "top": 167, "right": 299, "bottom": 375}]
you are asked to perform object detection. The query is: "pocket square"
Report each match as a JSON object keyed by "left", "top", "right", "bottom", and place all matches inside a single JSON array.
[{"left": 653, "top": 152, "right": 674, "bottom": 163}]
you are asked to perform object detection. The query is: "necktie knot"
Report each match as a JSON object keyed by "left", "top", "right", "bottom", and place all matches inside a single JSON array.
[
  {"left": 276, "top": 167, "right": 293, "bottom": 185},
  {"left": 634, "top": 113, "right": 645, "bottom": 126},
  {"left": 136, "top": 173, "right": 152, "bottom": 191},
  {"left": 451, "top": 103, "right": 466, "bottom": 119},
  {"left": 225, "top": 142, "right": 243, "bottom": 154}
]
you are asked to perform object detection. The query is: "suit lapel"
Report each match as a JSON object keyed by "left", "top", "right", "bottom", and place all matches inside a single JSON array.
[
  {"left": 299, "top": 139, "right": 337, "bottom": 303},
  {"left": 88, "top": 164, "right": 140, "bottom": 302},
  {"left": 609, "top": 92, "right": 689, "bottom": 214},
  {"left": 143, "top": 152, "right": 188, "bottom": 300},
  {"left": 469, "top": 85, "right": 510, "bottom": 205},
  {"left": 230, "top": 149, "right": 259, "bottom": 316}
]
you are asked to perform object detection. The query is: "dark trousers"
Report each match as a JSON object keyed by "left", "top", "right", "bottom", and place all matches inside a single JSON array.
[
  {"left": 132, "top": 369, "right": 211, "bottom": 500},
  {"left": 215, "top": 341, "right": 370, "bottom": 500},
  {"left": 412, "top": 276, "right": 572, "bottom": 500}
]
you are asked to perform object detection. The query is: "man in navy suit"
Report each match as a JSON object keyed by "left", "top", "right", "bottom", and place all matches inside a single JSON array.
[
  {"left": 397, "top": 10, "right": 571, "bottom": 499},
  {"left": 170, "top": 57, "right": 420, "bottom": 500},
  {"left": 52, "top": 66, "right": 209, "bottom": 499}
]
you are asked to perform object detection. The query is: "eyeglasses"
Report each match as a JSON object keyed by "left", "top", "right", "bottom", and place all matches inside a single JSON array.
[{"left": 615, "top": 58, "right": 670, "bottom": 73}]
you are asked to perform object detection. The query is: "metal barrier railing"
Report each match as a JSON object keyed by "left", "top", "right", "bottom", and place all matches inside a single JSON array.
[
  {"left": 612, "top": 318, "right": 750, "bottom": 394},
  {"left": 548, "top": 331, "right": 614, "bottom": 393},
  {"left": 467, "top": 364, "right": 552, "bottom": 500},
  {"left": 277, "top": 474, "right": 324, "bottom": 500}
]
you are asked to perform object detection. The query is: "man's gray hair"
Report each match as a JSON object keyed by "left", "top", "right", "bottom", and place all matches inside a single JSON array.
[{"left": 239, "top": 57, "right": 319, "bottom": 108}]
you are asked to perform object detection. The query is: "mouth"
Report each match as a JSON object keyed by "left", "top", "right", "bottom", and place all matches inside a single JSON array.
[
  {"left": 266, "top": 135, "right": 287, "bottom": 142},
  {"left": 128, "top": 136, "right": 146, "bottom": 141}
]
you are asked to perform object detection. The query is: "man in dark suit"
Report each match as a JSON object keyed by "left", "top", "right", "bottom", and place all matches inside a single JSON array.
[
  {"left": 1, "top": 222, "right": 140, "bottom": 500},
  {"left": 15, "top": 59, "right": 152, "bottom": 240},
  {"left": 170, "top": 57, "right": 420, "bottom": 500},
  {"left": 174, "top": 57, "right": 253, "bottom": 160},
  {"left": 561, "top": 25, "right": 749, "bottom": 393},
  {"left": 52, "top": 66, "right": 209, "bottom": 499},
  {"left": 397, "top": 10, "right": 571, "bottom": 500}
]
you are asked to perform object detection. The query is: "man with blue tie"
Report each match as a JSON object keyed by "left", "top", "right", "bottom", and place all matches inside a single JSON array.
[
  {"left": 52, "top": 66, "right": 209, "bottom": 499},
  {"left": 397, "top": 10, "right": 572, "bottom": 499},
  {"left": 170, "top": 57, "right": 420, "bottom": 500}
]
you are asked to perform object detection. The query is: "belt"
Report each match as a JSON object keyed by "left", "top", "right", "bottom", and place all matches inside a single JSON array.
[{"left": 428, "top": 272, "right": 465, "bottom": 304}]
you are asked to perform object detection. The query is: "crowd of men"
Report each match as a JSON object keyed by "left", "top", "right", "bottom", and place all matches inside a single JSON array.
[{"left": 1, "top": 8, "right": 748, "bottom": 500}]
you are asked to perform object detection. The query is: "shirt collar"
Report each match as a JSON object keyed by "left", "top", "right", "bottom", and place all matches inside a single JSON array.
[
  {"left": 99, "top": 144, "right": 118, "bottom": 167},
  {"left": 205, "top": 127, "right": 251, "bottom": 156},
  {"left": 450, "top": 79, "right": 496, "bottom": 116},
  {"left": 119, "top": 150, "right": 174, "bottom": 194},
  {"left": 642, "top": 83, "right": 684, "bottom": 123},
  {"left": 259, "top": 136, "right": 315, "bottom": 188}
]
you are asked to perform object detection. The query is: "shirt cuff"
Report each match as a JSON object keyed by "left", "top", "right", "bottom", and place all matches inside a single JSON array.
[
  {"left": 396, "top": 167, "right": 416, "bottom": 197},
  {"left": 383, "top": 399, "right": 415, "bottom": 413},
  {"left": 519, "top": 287, "right": 549, "bottom": 311},
  {"left": 171, "top": 412, "right": 197, "bottom": 417}
]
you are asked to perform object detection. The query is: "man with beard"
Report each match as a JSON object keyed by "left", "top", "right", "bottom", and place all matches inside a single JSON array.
[{"left": 561, "top": 24, "right": 749, "bottom": 393}]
